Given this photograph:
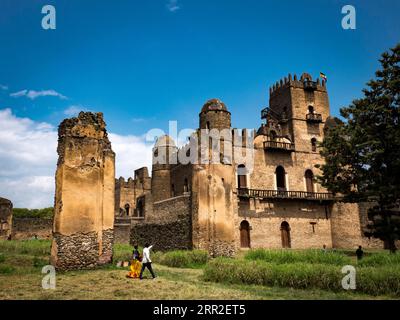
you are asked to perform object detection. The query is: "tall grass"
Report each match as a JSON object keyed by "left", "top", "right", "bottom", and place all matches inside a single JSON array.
[
  {"left": 158, "top": 250, "right": 209, "bottom": 268},
  {"left": 245, "top": 249, "right": 352, "bottom": 266},
  {"left": 203, "top": 258, "right": 400, "bottom": 296},
  {"left": 358, "top": 252, "right": 400, "bottom": 267},
  {"left": 0, "top": 240, "right": 51, "bottom": 256}
]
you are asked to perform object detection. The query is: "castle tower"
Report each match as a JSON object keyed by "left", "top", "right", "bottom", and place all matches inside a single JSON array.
[
  {"left": 268, "top": 73, "right": 330, "bottom": 152},
  {"left": 192, "top": 99, "right": 236, "bottom": 257},
  {"left": 151, "top": 135, "right": 177, "bottom": 202},
  {"left": 199, "top": 99, "right": 231, "bottom": 130}
]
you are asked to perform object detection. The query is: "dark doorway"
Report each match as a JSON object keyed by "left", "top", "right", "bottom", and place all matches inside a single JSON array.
[
  {"left": 281, "top": 221, "right": 291, "bottom": 248},
  {"left": 237, "top": 165, "right": 247, "bottom": 189},
  {"left": 240, "top": 220, "right": 251, "bottom": 248},
  {"left": 305, "top": 170, "right": 314, "bottom": 193},
  {"left": 124, "top": 204, "right": 130, "bottom": 216},
  {"left": 276, "top": 166, "right": 286, "bottom": 191}
]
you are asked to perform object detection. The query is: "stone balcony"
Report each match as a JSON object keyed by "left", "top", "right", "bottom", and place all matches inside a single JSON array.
[
  {"left": 263, "top": 141, "right": 295, "bottom": 152},
  {"left": 306, "top": 113, "right": 323, "bottom": 123},
  {"left": 237, "top": 188, "right": 335, "bottom": 202},
  {"left": 303, "top": 80, "right": 318, "bottom": 91}
]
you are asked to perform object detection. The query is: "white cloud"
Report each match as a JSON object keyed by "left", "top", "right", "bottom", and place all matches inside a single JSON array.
[
  {"left": 167, "top": 0, "right": 180, "bottom": 12},
  {"left": 0, "top": 84, "right": 8, "bottom": 91},
  {"left": 64, "top": 105, "right": 89, "bottom": 117},
  {"left": 0, "top": 109, "right": 153, "bottom": 208},
  {"left": 10, "top": 89, "right": 67, "bottom": 100}
]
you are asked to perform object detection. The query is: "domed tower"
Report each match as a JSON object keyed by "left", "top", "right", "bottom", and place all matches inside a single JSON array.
[
  {"left": 151, "top": 135, "right": 177, "bottom": 202},
  {"left": 199, "top": 99, "right": 231, "bottom": 131}
]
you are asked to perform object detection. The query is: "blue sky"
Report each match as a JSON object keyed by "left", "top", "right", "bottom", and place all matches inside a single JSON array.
[
  {"left": 1, "top": 0, "right": 399, "bottom": 135},
  {"left": 0, "top": 0, "right": 399, "bottom": 208}
]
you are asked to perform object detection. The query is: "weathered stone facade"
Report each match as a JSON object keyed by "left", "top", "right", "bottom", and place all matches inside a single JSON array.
[
  {"left": 12, "top": 218, "right": 52, "bottom": 240},
  {"left": 0, "top": 197, "right": 13, "bottom": 240},
  {"left": 51, "top": 112, "right": 116, "bottom": 271},
  {"left": 131, "top": 194, "right": 192, "bottom": 251},
  {"left": 124, "top": 73, "right": 384, "bottom": 255}
]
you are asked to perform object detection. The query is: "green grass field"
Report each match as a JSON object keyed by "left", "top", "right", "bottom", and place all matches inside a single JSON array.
[{"left": 0, "top": 240, "right": 398, "bottom": 300}]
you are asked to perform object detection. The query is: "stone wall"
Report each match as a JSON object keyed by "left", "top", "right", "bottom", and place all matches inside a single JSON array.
[
  {"left": 191, "top": 164, "right": 236, "bottom": 257},
  {"left": 12, "top": 218, "right": 52, "bottom": 240},
  {"left": 114, "top": 217, "right": 132, "bottom": 244},
  {"left": 51, "top": 112, "right": 115, "bottom": 271},
  {"left": 0, "top": 197, "right": 13, "bottom": 240},
  {"left": 130, "top": 194, "right": 192, "bottom": 251},
  {"left": 236, "top": 198, "right": 333, "bottom": 249}
]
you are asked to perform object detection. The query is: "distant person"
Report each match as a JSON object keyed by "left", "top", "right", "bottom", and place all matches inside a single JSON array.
[
  {"left": 356, "top": 246, "right": 364, "bottom": 260},
  {"left": 127, "top": 244, "right": 142, "bottom": 279},
  {"left": 139, "top": 243, "right": 156, "bottom": 280}
]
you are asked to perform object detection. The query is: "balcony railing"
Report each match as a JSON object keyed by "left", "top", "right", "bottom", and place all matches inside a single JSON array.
[
  {"left": 303, "top": 80, "right": 317, "bottom": 91},
  {"left": 264, "top": 141, "right": 295, "bottom": 152},
  {"left": 237, "top": 188, "right": 335, "bottom": 201},
  {"left": 306, "top": 113, "right": 323, "bottom": 123}
]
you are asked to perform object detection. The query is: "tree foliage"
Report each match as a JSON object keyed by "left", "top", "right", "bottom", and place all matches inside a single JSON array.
[
  {"left": 13, "top": 207, "right": 54, "bottom": 219},
  {"left": 317, "top": 44, "right": 400, "bottom": 252}
]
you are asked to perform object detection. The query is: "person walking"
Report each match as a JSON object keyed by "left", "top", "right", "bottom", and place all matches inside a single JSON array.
[
  {"left": 356, "top": 245, "right": 364, "bottom": 261},
  {"left": 127, "top": 244, "right": 142, "bottom": 279},
  {"left": 139, "top": 243, "right": 156, "bottom": 279}
]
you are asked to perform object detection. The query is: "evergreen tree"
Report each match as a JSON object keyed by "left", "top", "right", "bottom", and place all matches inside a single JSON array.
[{"left": 317, "top": 44, "right": 400, "bottom": 252}]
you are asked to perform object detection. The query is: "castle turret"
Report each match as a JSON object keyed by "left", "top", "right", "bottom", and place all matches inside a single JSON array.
[
  {"left": 151, "top": 135, "right": 177, "bottom": 202},
  {"left": 199, "top": 99, "right": 231, "bottom": 131}
]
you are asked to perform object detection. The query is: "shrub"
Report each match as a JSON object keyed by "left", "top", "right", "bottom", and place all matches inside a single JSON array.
[
  {"left": 0, "top": 265, "right": 15, "bottom": 274},
  {"left": 245, "top": 249, "right": 352, "bottom": 266},
  {"left": 203, "top": 258, "right": 400, "bottom": 296},
  {"left": 159, "top": 250, "right": 209, "bottom": 268},
  {"left": 0, "top": 253, "right": 5, "bottom": 263}
]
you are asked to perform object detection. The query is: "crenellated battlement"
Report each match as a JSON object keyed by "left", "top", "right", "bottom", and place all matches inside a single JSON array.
[{"left": 270, "top": 73, "right": 327, "bottom": 96}]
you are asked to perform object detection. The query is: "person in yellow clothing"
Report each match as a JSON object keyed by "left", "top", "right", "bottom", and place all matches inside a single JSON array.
[{"left": 127, "top": 244, "right": 142, "bottom": 279}]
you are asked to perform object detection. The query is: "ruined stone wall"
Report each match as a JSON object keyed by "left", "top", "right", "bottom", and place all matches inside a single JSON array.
[
  {"left": 0, "top": 197, "right": 12, "bottom": 240},
  {"left": 51, "top": 112, "right": 115, "bottom": 271},
  {"left": 114, "top": 218, "right": 132, "bottom": 244},
  {"left": 130, "top": 194, "right": 192, "bottom": 251},
  {"left": 12, "top": 218, "right": 52, "bottom": 240}
]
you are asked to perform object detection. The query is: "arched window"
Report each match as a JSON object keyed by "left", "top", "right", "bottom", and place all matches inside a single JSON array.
[
  {"left": 308, "top": 105, "right": 314, "bottom": 114},
  {"left": 237, "top": 164, "right": 247, "bottom": 189},
  {"left": 124, "top": 204, "right": 130, "bottom": 216},
  {"left": 281, "top": 221, "right": 291, "bottom": 248},
  {"left": 240, "top": 220, "right": 251, "bottom": 248},
  {"left": 305, "top": 170, "right": 314, "bottom": 193},
  {"left": 154, "top": 148, "right": 159, "bottom": 157},
  {"left": 276, "top": 166, "right": 286, "bottom": 191},
  {"left": 184, "top": 178, "right": 189, "bottom": 193},
  {"left": 311, "top": 138, "right": 317, "bottom": 152},
  {"left": 206, "top": 121, "right": 210, "bottom": 130},
  {"left": 270, "top": 130, "right": 277, "bottom": 141}
]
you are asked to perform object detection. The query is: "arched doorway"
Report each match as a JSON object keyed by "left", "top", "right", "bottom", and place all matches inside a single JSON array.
[
  {"left": 276, "top": 166, "right": 286, "bottom": 191},
  {"left": 240, "top": 220, "right": 251, "bottom": 248},
  {"left": 281, "top": 221, "right": 291, "bottom": 248},
  {"left": 305, "top": 170, "right": 314, "bottom": 193}
]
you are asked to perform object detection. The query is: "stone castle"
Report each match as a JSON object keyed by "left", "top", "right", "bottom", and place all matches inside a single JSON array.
[
  {"left": 26, "top": 72, "right": 383, "bottom": 270},
  {"left": 114, "top": 72, "right": 382, "bottom": 257}
]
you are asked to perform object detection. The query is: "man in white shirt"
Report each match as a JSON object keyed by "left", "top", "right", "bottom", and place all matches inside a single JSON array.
[{"left": 139, "top": 243, "right": 156, "bottom": 279}]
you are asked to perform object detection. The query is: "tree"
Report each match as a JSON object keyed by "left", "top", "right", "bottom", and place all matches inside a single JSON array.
[{"left": 317, "top": 44, "right": 400, "bottom": 252}]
